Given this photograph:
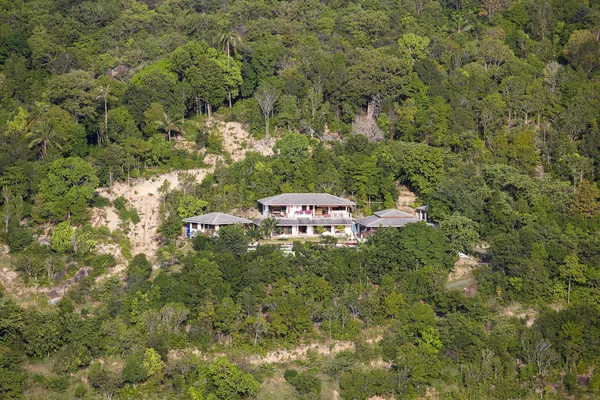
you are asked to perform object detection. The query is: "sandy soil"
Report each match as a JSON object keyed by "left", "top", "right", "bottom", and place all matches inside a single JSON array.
[
  {"left": 95, "top": 168, "right": 209, "bottom": 257},
  {"left": 218, "top": 121, "right": 274, "bottom": 162},
  {"left": 93, "top": 120, "right": 274, "bottom": 260},
  {"left": 396, "top": 184, "right": 417, "bottom": 213},
  {"left": 246, "top": 340, "right": 355, "bottom": 364}
]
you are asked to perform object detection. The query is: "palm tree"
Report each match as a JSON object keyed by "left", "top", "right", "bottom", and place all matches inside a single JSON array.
[
  {"left": 246, "top": 224, "right": 264, "bottom": 243},
  {"left": 28, "top": 118, "right": 63, "bottom": 158},
  {"left": 155, "top": 113, "right": 182, "bottom": 147},
  {"left": 448, "top": 15, "right": 472, "bottom": 36},
  {"left": 219, "top": 30, "right": 241, "bottom": 68},
  {"left": 260, "top": 217, "right": 278, "bottom": 240}
]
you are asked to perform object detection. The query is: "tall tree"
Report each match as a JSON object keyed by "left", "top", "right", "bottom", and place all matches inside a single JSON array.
[
  {"left": 219, "top": 30, "right": 241, "bottom": 68},
  {"left": 255, "top": 85, "right": 280, "bottom": 139},
  {"left": 27, "top": 117, "right": 63, "bottom": 158},
  {"left": 155, "top": 113, "right": 181, "bottom": 147}
]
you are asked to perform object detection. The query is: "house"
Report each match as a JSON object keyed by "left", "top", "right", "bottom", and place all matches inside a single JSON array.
[
  {"left": 354, "top": 209, "right": 420, "bottom": 236},
  {"left": 183, "top": 212, "right": 253, "bottom": 237},
  {"left": 256, "top": 193, "right": 356, "bottom": 237}
]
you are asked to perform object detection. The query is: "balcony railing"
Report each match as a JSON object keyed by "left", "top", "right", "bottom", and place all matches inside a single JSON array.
[{"left": 268, "top": 210, "right": 351, "bottom": 219}]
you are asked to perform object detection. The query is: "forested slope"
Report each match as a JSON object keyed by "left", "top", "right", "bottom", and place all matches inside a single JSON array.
[{"left": 1, "top": 0, "right": 600, "bottom": 398}]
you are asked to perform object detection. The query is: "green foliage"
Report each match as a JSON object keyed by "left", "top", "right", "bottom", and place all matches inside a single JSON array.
[
  {"left": 5, "top": 222, "right": 33, "bottom": 253},
  {"left": 142, "top": 348, "right": 164, "bottom": 377},
  {"left": 177, "top": 196, "right": 207, "bottom": 219},
  {"left": 127, "top": 254, "right": 152, "bottom": 292},
  {"left": 213, "top": 225, "right": 249, "bottom": 258},
  {"left": 2, "top": 0, "right": 600, "bottom": 397},
  {"left": 34, "top": 157, "right": 99, "bottom": 224},
  {"left": 50, "top": 222, "right": 74, "bottom": 253}
]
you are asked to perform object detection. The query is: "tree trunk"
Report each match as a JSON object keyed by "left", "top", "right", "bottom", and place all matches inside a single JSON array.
[
  {"left": 104, "top": 98, "right": 108, "bottom": 134},
  {"left": 265, "top": 115, "right": 269, "bottom": 139},
  {"left": 228, "top": 90, "right": 232, "bottom": 108},
  {"left": 207, "top": 103, "right": 212, "bottom": 119},
  {"left": 226, "top": 41, "right": 230, "bottom": 68}
]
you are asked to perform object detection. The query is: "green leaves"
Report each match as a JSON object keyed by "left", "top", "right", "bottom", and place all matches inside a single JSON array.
[{"left": 34, "top": 157, "right": 99, "bottom": 224}]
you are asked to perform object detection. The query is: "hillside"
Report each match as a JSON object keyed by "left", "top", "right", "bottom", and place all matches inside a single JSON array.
[{"left": 1, "top": 0, "right": 600, "bottom": 399}]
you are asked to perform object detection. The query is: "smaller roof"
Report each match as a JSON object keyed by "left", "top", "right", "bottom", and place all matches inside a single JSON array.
[
  {"left": 373, "top": 209, "right": 414, "bottom": 218},
  {"left": 257, "top": 193, "right": 355, "bottom": 206},
  {"left": 355, "top": 209, "right": 419, "bottom": 228},
  {"left": 183, "top": 212, "right": 252, "bottom": 225}
]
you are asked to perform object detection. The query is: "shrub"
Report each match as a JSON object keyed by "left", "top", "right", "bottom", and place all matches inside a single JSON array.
[{"left": 284, "top": 369, "right": 298, "bottom": 381}]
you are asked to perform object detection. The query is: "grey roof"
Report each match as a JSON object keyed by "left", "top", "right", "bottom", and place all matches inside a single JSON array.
[
  {"left": 355, "top": 209, "right": 419, "bottom": 228},
  {"left": 257, "top": 193, "right": 355, "bottom": 206},
  {"left": 373, "top": 209, "right": 414, "bottom": 218},
  {"left": 183, "top": 212, "right": 252, "bottom": 225}
]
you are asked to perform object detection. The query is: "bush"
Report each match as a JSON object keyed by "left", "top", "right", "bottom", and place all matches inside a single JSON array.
[
  {"left": 287, "top": 370, "right": 321, "bottom": 397},
  {"left": 6, "top": 222, "right": 33, "bottom": 252},
  {"left": 85, "top": 254, "right": 117, "bottom": 276},
  {"left": 195, "top": 127, "right": 209, "bottom": 149},
  {"left": 91, "top": 194, "right": 111, "bottom": 208},
  {"left": 52, "top": 344, "right": 92, "bottom": 374},
  {"left": 284, "top": 369, "right": 298, "bottom": 381}
]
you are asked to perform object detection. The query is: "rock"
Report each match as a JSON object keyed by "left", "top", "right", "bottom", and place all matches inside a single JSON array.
[
  {"left": 73, "top": 268, "right": 92, "bottom": 283},
  {"left": 48, "top": 297, "right": 62, "bottom": 306}
]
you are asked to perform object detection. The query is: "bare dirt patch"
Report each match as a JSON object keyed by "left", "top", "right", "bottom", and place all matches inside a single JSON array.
[
  {"left": 501, "top": 304, "right": 537, "bottom": 327},
  {"left": 247, "top": 341, "right": 355, "bottom": 364},
  {"left": 95, "top": 168, "right": 210, "bottom": 258}
]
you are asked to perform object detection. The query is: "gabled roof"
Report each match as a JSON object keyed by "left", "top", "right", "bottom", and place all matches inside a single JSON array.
[
  {"left": 355, "top": 209, "right": 419, "bottom": 228},
  {"left": 257, "top": 193, "right": 355, "bottom": 206},
  {"left": 373, "top": 209, "right": 414, "bottom": 218},
  {"left": 182, "top": 212, "right": 253, "bottom": 225}
]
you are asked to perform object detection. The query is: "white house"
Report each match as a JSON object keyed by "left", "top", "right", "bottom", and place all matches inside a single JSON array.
[
  {"left": 256, "top": 193, "right": 356, "bottom": 237},
  {"left": 183, "top": 212, "right": 253, "bottom": 237}
]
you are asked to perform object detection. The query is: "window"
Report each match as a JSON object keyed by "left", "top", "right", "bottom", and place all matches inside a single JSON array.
[
  {"left": 191, "top": 223, "right": 198, "bottom": 229},
  {"left": 299, "top": 226, "right": 307, "bottom": 234},
  {"left": 282, "top": 226, "right": 292, "bottom": 234}
]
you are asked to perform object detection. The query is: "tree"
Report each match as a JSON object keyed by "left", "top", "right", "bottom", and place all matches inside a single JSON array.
[
  {"left": 563, "top": 30, "right": 600, "bottom": 75},
  {"left": 51, "top": 222, "right": 74, "bottom": 253},
  {"left": 205, "top": 357, "right": 260, "bottom": 398},
  {"left": 214, "top": 225, "right": 249, "bottom": 258},
  {"left": 260, "top": 217, "right": 278, "bottom": 239},
  {"left": 570, "top": 180, "right": 600, "bottom": 218},
  {"left": 142, "top": 348, "right": 164, "bottom": 377},
  {"left": 559, "top": 255, "right": 587, "bottom": 304},
  {"left": 97, "top": 84, "right": 110, "bottom": 143},
  {"left": 255, "top": 84, "right": 280, "bottom": 138},
  {"left": 177, "top": 196, "right": 207, "bottom": 219},
  {"left": 155, "top": 113, "right": 181, "bottom": 147},
  {"left": 88, "top": 362, "right": 123, "bottom": 400},
  {"left": 219, "top": 30, "right": 241, "bottom": 68},
  {"left": 34, "top": 157, "right": 99, "bottom": 223},
  {"left": 439, "top": 214, "right": 480, "bottom": 254},
  {"left": 27, "top": 117, "right": 63, "bottom": 158},
  {"left": 127, "top": 254, "right": 152, "bottom": 292}
]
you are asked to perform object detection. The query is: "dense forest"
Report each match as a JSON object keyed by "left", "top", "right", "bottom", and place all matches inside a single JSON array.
[{"left": 1, "top": 0, "right": 600, "bottom": 398}]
